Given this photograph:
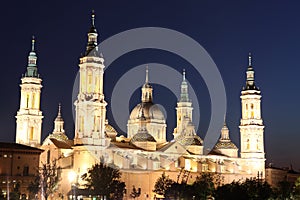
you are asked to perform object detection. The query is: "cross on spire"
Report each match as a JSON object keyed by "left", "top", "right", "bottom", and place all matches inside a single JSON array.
[
  {"left": 145, "top": 66, "right": 149, "bottom": 83},
  {"left": 31, "top": 35, "right": 35, "bottom": 52},
  {"left": 248, "top": 52, "right": 252, "bottom": 66},
  {"left": 91, "top": 10, "right": 95, "bottom": 27}
]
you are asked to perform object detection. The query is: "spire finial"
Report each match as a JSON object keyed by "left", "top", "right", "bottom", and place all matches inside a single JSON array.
[
  {"left": 58, "top": 103, "right": 61, "bottom": 117},
  {"left": 145, "top": 66, "right": 149, "bottom": 83},
  {"left": 183, "top": 69, "right": 186, "bottom": 81},
  {"left": 91, "top": 10, "right": 95, "bottom": 27},
  {"left": 248, "top": 52, "right": 252, "bottom": 66},
  {"left": 31, "top": 35, "right": 35, "bottom": 52}
]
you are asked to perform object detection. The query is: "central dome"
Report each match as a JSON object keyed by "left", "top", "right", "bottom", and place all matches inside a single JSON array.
[{"left": 129, "top": 102, "right": 165, "bottom": 121}]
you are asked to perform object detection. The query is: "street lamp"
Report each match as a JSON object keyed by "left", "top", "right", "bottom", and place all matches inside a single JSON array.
[{"left": 68, "top": 171, "right": 76, "bottom": 200}]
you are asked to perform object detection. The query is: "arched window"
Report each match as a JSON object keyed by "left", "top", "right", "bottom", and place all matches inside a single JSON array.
[
  {"left": 26, "top": 94, "right": 30, "bottom": 108},
  {"left": 246, "top": 139, "right": 250, "bottom": 150},
  {"left": 29, "top": 127, "right": 34, "bottom": 140},
  {"left": 32, "top": 93, "right": 35, "bottom": 108}
]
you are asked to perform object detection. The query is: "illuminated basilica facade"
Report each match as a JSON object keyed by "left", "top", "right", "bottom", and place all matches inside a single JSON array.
[{"left": 15, "top": 12, "right": 266, "bottom": 199}]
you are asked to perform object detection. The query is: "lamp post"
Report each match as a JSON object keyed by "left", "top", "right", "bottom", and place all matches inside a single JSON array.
[{"left": 68, "top": 171, "right": 76, "bottom": 200}]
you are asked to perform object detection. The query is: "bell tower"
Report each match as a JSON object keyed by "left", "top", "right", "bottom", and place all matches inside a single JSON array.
[
  {"left": 74, "top": 11, "right": 109, "bottom": 146},
  {"left": 15, "top": 37, "right": 43, "bottom": 147},
  {"left": 173, "top": 70, "right": 193, "bottom": 139},
  {"left": 239, "top": 53, "right": 265, "bottom": 177}
]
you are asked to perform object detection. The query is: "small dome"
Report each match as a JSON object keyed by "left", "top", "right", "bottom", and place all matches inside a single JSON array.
[
  {"left": 131, "top": 127, "right": 156, "bottom": 143},
  {"left": 214, "top": 141, "right": 238, "bottom": 149},
  {"left": 105, "top": 124, "right": 117, "bottom": 133},
  {"left": 129, "top": 102, "right": 165, "bottom": 121},
  {"left": 176, "top": 135, "right": 203, "bottom": 146},
  {"left": 49, "top": 132, "right": 69, "bottom": 142}
]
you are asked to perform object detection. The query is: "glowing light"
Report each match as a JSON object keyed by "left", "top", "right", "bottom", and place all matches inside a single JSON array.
[{"left": 68, "top": 171, "right": 76, "bottom": 183}]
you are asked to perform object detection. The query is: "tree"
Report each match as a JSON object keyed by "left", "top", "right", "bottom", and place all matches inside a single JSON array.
[
  {"left": 153, "top": 172, "right": 174, "bottom": 197},
  {"left": 275, "top": 180, "right": 293, "bottom": 199},
  {"left": 192, "top": 173, "right": 216, "bottom": 199},
  {"left": 9, "top": 182, "right": 21, "bottom": 200},
  {"left": 27, "top": 176, "right": 40, "bottom": 200},
  {"left": 293, "top": 176, "right": 300, "bottom": 199},
  {"left": 81, "top": 158, "right": 125, "bottom": 200},
  {"left": 215, "top": 178, "right": 273, "bottom": 200},
  {"left": 28, "top": 161, "right": 60, "bottom": 200}
]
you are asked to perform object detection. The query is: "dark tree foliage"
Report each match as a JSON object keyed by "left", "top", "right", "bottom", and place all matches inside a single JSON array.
[
  {"left": 153, "top": 172, "right": 174, "bottom": 196},
  {"left": 293, "top": 176, "right": 300, "bottom": 199},
  {"left": 164, "top": 173, "right": 217, "bottom": 200},
  {"left": 81, "top": 158, "right": 125, "bottom": 200},
  {"left": 27, "top": 176, "right": 40, "bottom": 199},
  {"left": 27, "top": 161, "right": 60, "bottom": 200},
  {"left": 274, "top": 180, "right": 293, "bottom": 199},
  {"left": 9, "top": 182, "right": 21, "bottom": 200},
  {"left": 215, "top": 178, "right": 273, "bottom": 200},
  {"left": 165, "top": 182, "right": 194, "bottom": 200}
]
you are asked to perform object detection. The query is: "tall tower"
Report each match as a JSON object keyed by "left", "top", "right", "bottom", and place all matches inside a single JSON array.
[
  {"left": 239, "top": 54, "right": 265, "bottom": 176},
  {"left": 173, "top": 70, "right": 203, "bottom": 154},
  {"left": 74, "top": 11, "right": 109, "bottom": 146},
  {"left": 15, "top": 37, "right": 43, "bottom": 147},
  {"left": 173, "top": 70, "right": 193, "bottom": 139}
]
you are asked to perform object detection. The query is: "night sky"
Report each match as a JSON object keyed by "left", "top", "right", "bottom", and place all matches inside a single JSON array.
[{"left": 0, "top": 1, "right": 299, "bottom": 170}]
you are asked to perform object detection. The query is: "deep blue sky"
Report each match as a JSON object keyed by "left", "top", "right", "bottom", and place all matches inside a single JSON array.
[{"left": 0, "top": 1, "right": 299, "bottom": 170}]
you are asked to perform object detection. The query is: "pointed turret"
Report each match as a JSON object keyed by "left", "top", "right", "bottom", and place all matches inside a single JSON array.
[
  {"left": 141, "top": 66, "right": 153, "bottom": 103},
  {"left": 220, "top": 122, "right": 230, "bottom": 141},
  {"left": 180, "top": 69, "right": 189, "bottom": 102},
  {"left": 53, "top": 103, "right": 65, "bottom": 134},
  {"left": 25, "top": 36, "right": 39, "bottom": 77},
  {"left": 213, "top": 120, "right": 238, "bottom": 157},
  {"left": 85, "top": 10, "right": 99, "bottom": 56},
  {"left": 244, "top": 53, "right": 259, "bottom": 91}
]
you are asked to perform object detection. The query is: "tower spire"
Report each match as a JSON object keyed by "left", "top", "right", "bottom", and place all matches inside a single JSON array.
[
  {"left": 31, "top": 36, "right": 35, "bottom": 52},
  {"left": 25, "top": 36, "right": 39, "bottom": 77},
  {"left": 244, "top": 53, "right": 259, "bottom": 91},
  {"left": 85, "top": 10, "right": 98, "bottom": 56},
  {"left": 57, "top": 103, "right": 62, "bottom": 118},
  {"left": 91, "top": 10, "right": 95, "bottom": 27},
  {"left": 180, "top": 69, "right": 189, "bottom": 102},
  {"left": 141, "top": 66, "right": 153, "bottom": 103},
  {"left": 248, "top": 52, "right": 252, "bottom": 66},
  {"left": 145, "top": 66, "right": 149, "bottom": 83}
]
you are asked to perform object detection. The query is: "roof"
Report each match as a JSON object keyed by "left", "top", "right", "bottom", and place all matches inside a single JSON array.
[
  {"left": 214, "top": 141, "right": 238, "bottom": 150},
  {"left": 0, "top": 142, "right": 43, "bottom": 153},
  {"left": 50, "top": 138, "right": 72, "bottom": 149},
  {"left": 208, "top": 149, "right": 229, "bottom": 157}
]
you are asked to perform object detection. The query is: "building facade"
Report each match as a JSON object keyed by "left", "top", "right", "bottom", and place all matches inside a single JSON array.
[
  {"left": 13, "top": 11, "right": 267, "bottom": 200},
  {"left": 0, "top": 142, "right": 42, "bottom": 199}
]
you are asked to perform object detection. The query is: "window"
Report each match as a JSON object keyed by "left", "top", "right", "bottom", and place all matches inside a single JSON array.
[
  {"left": 79, "top": 116, "right": 84, "bottom": 132},
  {"left": 202, "top": 163, "right": 208, "bottom": 172},
  {"left": 47, "top": 150, "right": 50, "bottom": 164},
  {"left": 23, "top": 166, "right": 29, "bottom": 176},
  {"left": 87, "top": 71, "right": 92, "bottom": 93},
  {"left": 95, "top": 76, "right": 99, "bottom": 93},
  {"left": 32, "top": 93, "right": 35, "bottom": 108},
  {"left": 29, "top": 127, "right": 34, "bottom": 140},
  {"left": 246, "top": 139, "right": 250, "bottom": 150},
  {"left": 26, "top": 94, "right": 29, "bottom": 108}
]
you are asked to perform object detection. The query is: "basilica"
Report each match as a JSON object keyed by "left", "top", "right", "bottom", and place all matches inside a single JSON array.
[{"left": 14, "top": 12, "right": 266, "bottom": 199}]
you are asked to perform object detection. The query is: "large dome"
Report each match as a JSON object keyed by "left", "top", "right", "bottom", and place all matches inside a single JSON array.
[{"left": 129, "top": 102, "right": 165, "bottom": 121}]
